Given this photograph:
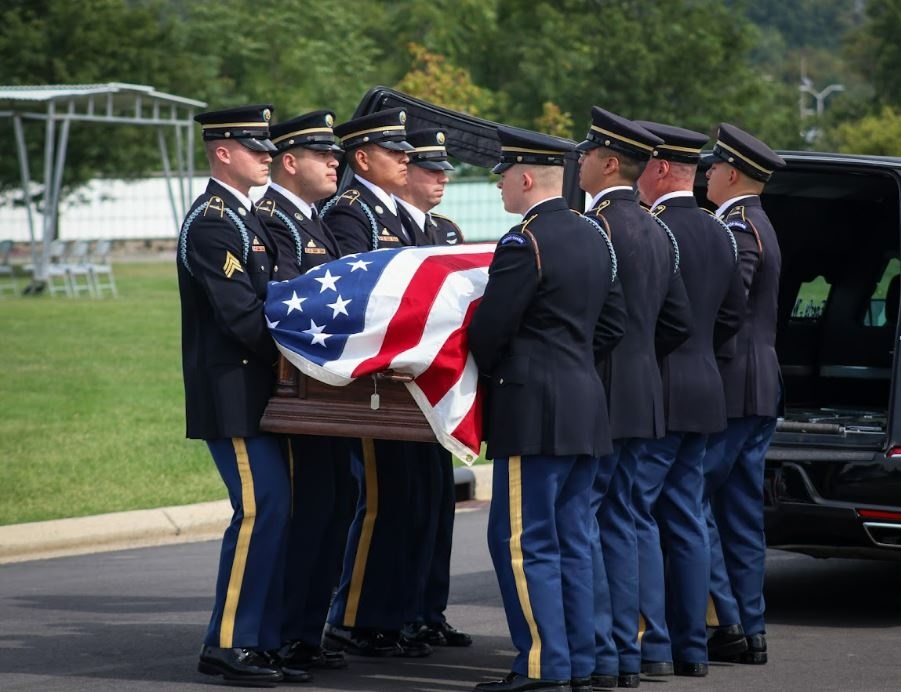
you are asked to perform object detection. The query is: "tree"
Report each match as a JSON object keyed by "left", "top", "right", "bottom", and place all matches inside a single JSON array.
[
  {"left": 534, "top": 102, "right": 574, "bottom": 139},
  {"left": 821, "top": 106, "right": 901, "bottom": 155},
  {"left": 395, "top": 43, "right": 495, "bottom": 117}
]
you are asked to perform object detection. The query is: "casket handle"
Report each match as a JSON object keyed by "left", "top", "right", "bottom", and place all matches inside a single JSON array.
[{"left": 374, "top": 371, "right": 414, "bottom": 383}]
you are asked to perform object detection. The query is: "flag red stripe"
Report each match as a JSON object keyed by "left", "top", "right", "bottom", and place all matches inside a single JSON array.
[
  {"left": 414, "top": 297, "right": 482, "bottom": 406},
  {"left": 351, "top": 252, "right": 493, "bottom": 377},
  {"left": 450, "top": 384, "right": 484, "bottom": 457}
]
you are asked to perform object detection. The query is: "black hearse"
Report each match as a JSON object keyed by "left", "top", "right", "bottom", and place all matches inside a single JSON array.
[{"left": 746, "top": 153, "right": 901, "bottom": 560}]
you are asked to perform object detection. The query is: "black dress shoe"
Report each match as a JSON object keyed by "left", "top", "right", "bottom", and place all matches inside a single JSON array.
[
  {"left": 707, "top": 623, "right": 749, "bottom": 661},
  {"left": 673, "top": 661, "right": 709, "bottom": 676},
  {"left": 417, "top": 620, "right": 474, "bottom": 647},
  {"left": 571, "top": 676, "right": 592, "bottom": 692},
  {"left": 617, "top": 672, "right": 640, "bottom": 688},
  {"left": 322, "top": 623, "right": 398, "bottom": 657},
  {"left": 197, "top": 645, "right": 283, "bottom": 686},
  {"left": 387, "top": 629, "right": 433, "bottom": 657},
  {"left": 473, "top": 672, "right": 569, "bottom": 691},
  {"left": 277, "top": 640, "right": 347, "bottom": 670},
  {"left": 740, "top": 633, "right": 767, "bottom": 664},
  {"left": 590, "top": 672, "right": 617, "bottom": 689},
  {"left": 640, "top": 660, "right": 673, "bottom": 676}
]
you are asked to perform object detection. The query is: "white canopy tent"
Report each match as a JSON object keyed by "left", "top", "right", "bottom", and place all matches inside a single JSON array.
[{"left": 0, "top": 83, "right": 206, "bottom": 292}]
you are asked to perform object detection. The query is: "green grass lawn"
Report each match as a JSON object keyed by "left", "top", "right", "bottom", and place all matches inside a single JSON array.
[{"left": 0, "top": 261, "right": 222, "bottom": 525}]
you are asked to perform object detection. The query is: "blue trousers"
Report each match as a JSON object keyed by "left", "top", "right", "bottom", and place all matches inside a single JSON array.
[
  {"left": 404, "top": 445, "right": 456, "bottom": 626},
  {"left": 205, "top": 435, "right": 291, "bottom": 651},
  {"left": 595, "top": 439, "right": 642, "bottom": 674},
  {"left": 589, "top": 442, "right": 621, "bottom": 677},
  {"left": 489, "top": 455, "right": 596, "bottom": 681},
  {"left": 281, "top": 434, "right": 357, "bottom": 646},
  {"left": 327, "top": 439, "right": 417, "bottom": 632},
  {"left": 704, "top": 416, "right": 777, "bottom": 636},
  {"left": 634, "top": 432, "right": 710, "bottom": 664}
]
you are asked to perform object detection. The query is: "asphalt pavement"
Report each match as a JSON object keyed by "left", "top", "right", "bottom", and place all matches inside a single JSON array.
[{"left": 3, "top": 504, "right": 901, "bottom": 691}]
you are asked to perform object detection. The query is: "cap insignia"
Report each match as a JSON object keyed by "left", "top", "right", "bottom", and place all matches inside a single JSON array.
[
  {"left": 399, "top": 111, "right": 407, "bottom": 124},
  {"left": 325, "top": 114, "right": 334, "bottom": 127},
  {"left": 263, "top": 108, "right": 272, "bottom": 121},
  {"left": 437, "top": 132, "right": 446, "bottom": 144}
]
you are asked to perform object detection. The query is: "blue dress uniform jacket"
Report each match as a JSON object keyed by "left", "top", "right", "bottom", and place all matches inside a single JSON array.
[
  {"left": 255, "top": 187, "right": 340, "bottom": 278},
  {"left": 177, "top": 180, "right": 278, "bottom": 439},
  {"left": 469, "top": 197, "right": 625, "bottom": 459},
  {"left": 717, "top": 197, "right": 782, "bottom": 418},
  {"left": 653, "top": 196, "right": 744, "bottom": 433},
  {"left": 429, "top": 212, "right": 464, "bottom": 245},
  {"left": 322, "top": 183, "right": 415, "bottom": 255},
  {"left": 588, "top": 189, "right": 692, "bottom": 440}
]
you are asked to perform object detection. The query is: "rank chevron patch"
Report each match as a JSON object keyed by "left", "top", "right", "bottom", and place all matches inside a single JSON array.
[{"left": 223, "top": 251, "right": 244, "bottom": 278}]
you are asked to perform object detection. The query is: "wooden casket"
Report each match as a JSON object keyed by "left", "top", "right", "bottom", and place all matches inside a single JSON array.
[{"left": 259, "top": 355, "right": 438, "bottom": 443}]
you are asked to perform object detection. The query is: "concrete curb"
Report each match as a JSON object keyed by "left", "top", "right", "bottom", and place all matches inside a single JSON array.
[
  {"left": 0, "top": 500, "right": 232, "bottom": 564},
  {"left": 0, "top": 464, "right": 495, "bottom": 564}
]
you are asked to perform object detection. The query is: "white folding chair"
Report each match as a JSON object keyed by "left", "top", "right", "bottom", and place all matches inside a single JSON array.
[
  {"left": 45, "top": 240, "right": 73, "bottom": 297},
  {"left": 66, "top": 240, "right": 95, "bottom": 297},
  {"left": 0, "top": 240, "right": 17, "bottom": 295},
  {"left": 88, "top": 239, "right": 118, "bottom": 298}
]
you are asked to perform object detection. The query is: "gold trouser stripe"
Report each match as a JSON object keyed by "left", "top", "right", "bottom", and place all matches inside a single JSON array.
[
  {"left": 706, "top": 594, "right": 720, "bottom": 627},
  {"left": 344, "top": 438, "right": 378, "bottom": 626},
  {"left": 287, "top": 440, "right": 295, "bottom": 516},
  {"left": 219, "top": 437, "right": 257, "bottom": 648},
  {"left": 508, "top": 455, "right": 542, "bottom": 678}
]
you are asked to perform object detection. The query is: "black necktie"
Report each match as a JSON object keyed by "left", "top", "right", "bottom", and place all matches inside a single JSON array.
[{"left": 310, "top": 206, "right": 318, "bottom": 220}]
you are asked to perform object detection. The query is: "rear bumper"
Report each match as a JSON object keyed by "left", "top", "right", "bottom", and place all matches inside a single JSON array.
[{"left": 764, "top": 459, "right": 901, "bottom": 560}]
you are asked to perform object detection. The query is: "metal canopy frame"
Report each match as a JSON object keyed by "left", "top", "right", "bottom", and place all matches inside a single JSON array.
[{"left": 0, "top": 82, "right": 206, "bottom": 291}]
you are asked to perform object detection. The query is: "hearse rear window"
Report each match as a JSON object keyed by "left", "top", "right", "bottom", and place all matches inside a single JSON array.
[
  {"left": 791, "top": 276, "right": 830, "bottom": 321},
  {"left": 862, "top": 257, "right": 900, "bottom": 327}
]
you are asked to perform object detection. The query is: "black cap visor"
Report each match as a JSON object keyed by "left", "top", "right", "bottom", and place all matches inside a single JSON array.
[
  {"left": 414, "top": 158, "right": 454, "bottom": 171},
  {"left": 239, "top": 137, "right": 278, "bottom": 153},
  {"left": 379, "top": 139, "right": 414, "bottom": 152},
  {"left": 491, "top": 162, "right": 513, "bottom": 174}
]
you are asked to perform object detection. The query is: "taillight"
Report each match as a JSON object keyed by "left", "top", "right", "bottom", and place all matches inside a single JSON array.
[{"left": 858, "top": 508, "right": 901, "bottom": 521}]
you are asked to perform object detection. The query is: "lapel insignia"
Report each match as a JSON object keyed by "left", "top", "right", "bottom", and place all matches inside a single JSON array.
[
  {"left": 238, "top": 207, "right": 247, "bottom": 216},
  {"left": 256, "top": 198, "right": 275, "bottom": 216},
  {"left": 294, "top": 212, "right": 303, "bottom": 220},
  {"left": 223, "top": 251, "right": 244, "bottom": 278},
  {"left": 375, "top": 205, "right": 384, "bottom": 215}
]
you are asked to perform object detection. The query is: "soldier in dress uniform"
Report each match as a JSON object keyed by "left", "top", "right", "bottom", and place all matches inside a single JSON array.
[
  {"left": 630, "top": 121, "right": 746, "bottom": 677},
  {"left": 394, "top": 128, "right": 473, "bottom": 649},
  {"left": 253, "top": 110, "right": 356, "bottom": 673},
  {"left": 576, "top": 106, "right": 692, "bottom": 688},
  {"left": 321, "top": 110, "right": 433, "bottom": 659},
  {"left": 178, "top": 104, "right": 310, "bottom": 685},
  {"left": 703, "top": 123, "right": 786, "bottom": 666},
  {"left": 469, "top": 126, "right": 626, "bottom": 692},
  {"left": 321, "top": 107, "right": 417, "bottom": 253}
]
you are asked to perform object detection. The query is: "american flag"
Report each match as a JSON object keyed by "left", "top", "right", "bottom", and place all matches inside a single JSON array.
[{"left": 265, "top": 243, "right": 497, "bottom": 464}]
